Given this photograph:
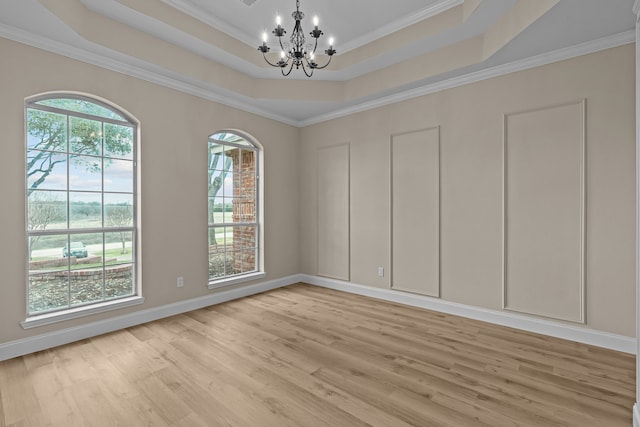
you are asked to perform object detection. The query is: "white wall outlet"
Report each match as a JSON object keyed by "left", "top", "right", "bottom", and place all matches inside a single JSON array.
[
  {"left": 377, "top": 267, "right": 384, "bottom": 277},
  {"left": 177, "top": 276, "right": 184, "bottom": 288}
]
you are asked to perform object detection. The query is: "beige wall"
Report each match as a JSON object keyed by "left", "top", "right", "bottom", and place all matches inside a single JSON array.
[
  {"left": 0, "top": 37, "right": 634, "bottom": 346},
  {"left": 300, "top": 44, "right": 636, "bottom": 337},
  {"left": 0, "top": 38, "right": 300, "bottom": 343}
]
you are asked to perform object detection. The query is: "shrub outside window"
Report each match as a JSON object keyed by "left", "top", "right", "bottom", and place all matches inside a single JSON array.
[
  {"left": 208, "top": 132, "right": 260, "bottom": 284},
  {"left": 26, "top": 95, "right": 138, "bottom": 316}
]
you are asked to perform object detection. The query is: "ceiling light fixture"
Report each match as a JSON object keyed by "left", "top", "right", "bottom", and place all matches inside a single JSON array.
[{"left": 258, "top": 0, "right": 336, "bottom": 77}]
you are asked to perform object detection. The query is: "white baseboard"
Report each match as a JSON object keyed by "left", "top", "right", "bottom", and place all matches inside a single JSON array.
[
  {"left": 301, "top": 274, "right": 636, "bottom": 354},
  {"left": 634, "top": 403, "right": 640, "bottom": 427},
  {"left": 2, "top": 274, "right": 634, "bottom": 361},
  {"left": 0, "top": 274, "right": 303, "bottom": 361}
]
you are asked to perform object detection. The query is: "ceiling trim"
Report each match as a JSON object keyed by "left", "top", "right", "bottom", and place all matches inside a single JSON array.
[
  {"left": 338, "top": 0, "right": 463, "bottom": 53},
  {"left": 299, "top": 30, "right": 635, "bottom": 127},
  {"left": 0, "top": 23, "right": 299, "bottom": 127},
  {"left": 0, "top": 23, "right": 633, "bottom": 129},
  {"left": 161, "top": 0, "right": 463, "bottom": 54},
  {"left": 159, "top": 0, "right": 258, "bottom": 48}
]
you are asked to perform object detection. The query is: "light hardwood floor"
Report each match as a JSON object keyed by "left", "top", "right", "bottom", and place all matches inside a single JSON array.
[{"left": 0, "top": 283, "right": 635, "bottom": 426}]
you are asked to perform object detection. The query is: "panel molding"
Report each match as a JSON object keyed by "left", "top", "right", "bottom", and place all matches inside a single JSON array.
[
  {"left": 316, "top": 143, "right": 351, "bottom": 281},
  {"left": 390, "top": 126, "right": 441, "bottom": 297},
  {"left": 502, "top": 99, "right": 586, "bottom": 323}
]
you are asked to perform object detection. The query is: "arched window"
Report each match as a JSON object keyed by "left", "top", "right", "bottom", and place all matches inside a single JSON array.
[
  {"left": 25, "top": 94, "right": 140, "bottom": 319},
  {"left": 208, "top": 131, "right": 262, "bottom": 286}
]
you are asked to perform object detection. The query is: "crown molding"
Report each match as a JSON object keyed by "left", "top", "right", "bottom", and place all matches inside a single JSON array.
[
  {"left": 160, "top": 0, "right": 258, "bottom": 48},
  {"left": 300, "top": 30, "right": 636, "bottom": 127},
  {"left": 0, "top": 23, "right": 298, "bottom": 127},
  {"left": 161, "top": 0, "right": 462, "bottom": 54},
  {"left": 0, "top": 22, "right": 633, "bottom": 129},
  {"left": 338, "top": 0, "right": 463, "bottom": 54}
]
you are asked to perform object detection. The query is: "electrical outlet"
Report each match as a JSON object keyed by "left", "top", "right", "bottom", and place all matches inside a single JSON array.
[
  {"left": 377, "top": 267, "right": 384, "bottom": 277},
  {"left": 177, "top": 276, "right": 184, "bottom": 288}
]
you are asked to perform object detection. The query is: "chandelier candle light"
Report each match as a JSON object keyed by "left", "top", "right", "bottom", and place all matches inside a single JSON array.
[{"left": 258, "top": 0, "right": 336, "bottom": 77}]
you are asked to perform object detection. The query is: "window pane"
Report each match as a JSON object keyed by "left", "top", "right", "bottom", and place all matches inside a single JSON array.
[
  {"left": 210, "top": 133, "right": 251, "bottom": 146},
  {"left": 104, "top": 123, "right": 134, "bottom": 160},
  {"left": 240, "top": 170, "right": 256, "bottom": 198},
  {"left": 28, "top": 190, "right": 67, "bottom": 232},
  {"left": 104, "top": 159, "right": 133, "bottom": 193},
  {"left": 223, "top": 172, "right": 235, "bottom": 197},
  {"left": 69, "top": 232, "right": 104, "bottom": 307},
  {"left": 222, "top": 198, "right": 231, "bottom": 223},
  {"left": 29, "top": 233, "right": 68, "bottom": 262},
  {"left": 210, "top": 226, "right": 228, "bottom": 247},
  {"left": 208, "top": 144, "right": 231, "bottom": 171},
  {"left": 27, "top": 151, "right": 67, "bottom": 191},
  {"left": 70, "top": 192, "right": 102, "bottom": 229},
  {"left": 70, "top": 116, "right": 102, "bottom": 156},
  {"left": 28, "top": 234, "right": 71, "bottom": 314},
  {"left": 238, "top": 250, "right": 257, "bottom": 274},
  {"left": 208, "top": 197, "right": 225, "bottom": 225},
  {"left": 66, "top": 233, "right": 99, "bottom": 260},
  {"left": 69, "top": 155, "right": 102, "bottom": 192},
  {"left": 105, "top": 231, "right": 133, "bottom": 264},
  {"left": 36, "top": 98, "right": 127, "bottom": 121},
  {"left": 106, "top": 264, "right": 134, "bottom": 299},
  {"left": 26, "top": 109, "right": 67, "bottom": 152},
  {"left": 208, "top": 169, "right": 229, "bottom": 202},
  {"left": 29, "top": 270, "right": 70, "bottom": 314},
  {"left": 234, "top": 225, "right": 257, "bottom": 251},
  {"left": 230, "top": 198, "right": 256, "bottom": 223},
  {"left": 104, "top": 231, "right": 134, "bottom": 299},
  {"left": 104, "top": 195, "right": 133, "bottom": 228},
  {"left": 209, "top": 227, "right": 229, "bottom": 279}
]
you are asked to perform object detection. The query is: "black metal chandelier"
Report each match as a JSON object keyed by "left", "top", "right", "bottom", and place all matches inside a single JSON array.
[{"left": 258, "top": 0, "right": 336, "bottom": 77}]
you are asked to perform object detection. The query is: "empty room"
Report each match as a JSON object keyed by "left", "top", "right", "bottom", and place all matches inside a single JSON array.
[{"left": 0, "top": 0, "right": 639, "bottom": 425}]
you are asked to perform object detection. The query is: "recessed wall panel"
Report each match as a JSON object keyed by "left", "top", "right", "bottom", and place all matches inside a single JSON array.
[
  {"left": 392, "top": 128, "right": 440, "bottom": 297},
  {"left": 504, "top": 100, "right": 585, "bottom": 322},
  {"left": 317, "top": 144, "right": 350, "bottom": 280}
]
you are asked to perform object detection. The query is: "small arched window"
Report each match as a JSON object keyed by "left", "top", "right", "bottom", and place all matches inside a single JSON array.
[
  {"left": 25, "top": 94, "right": 139, "bottom": 319},
  {"left": 208, "top": 131, "right": 262, "bottom": 286}
]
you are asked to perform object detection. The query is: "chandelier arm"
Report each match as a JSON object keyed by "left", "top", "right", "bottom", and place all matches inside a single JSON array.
[
  {"left": 300, "top": 59, "right": 313, "bottom": 77},
  {"left": 311, "top": 55, "right": 333, "bottom": 70},
  {"left": 262, "top": 52, "right": 284, "bottom": 68},
  {"left": 278, "top": 36, "right": 285, "bottom": 52},
  {"left": 281, "top": 61, "right": 295, "bottom": 76}
]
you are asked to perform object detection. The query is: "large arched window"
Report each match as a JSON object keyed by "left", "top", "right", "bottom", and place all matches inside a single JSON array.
[
  {"left": 25, "top": 94, "right": 140, "bottom": 320},
  {"left": 208, "top": 131, "right": 262, "bottom": 286}
]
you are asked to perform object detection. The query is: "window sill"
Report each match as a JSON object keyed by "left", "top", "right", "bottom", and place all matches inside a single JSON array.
[
  {"left": 208, "top": 271, "right": 266, "bottom": 290},
  {"left": 21, "top": 296, "right": 145, "bottom": 329}
]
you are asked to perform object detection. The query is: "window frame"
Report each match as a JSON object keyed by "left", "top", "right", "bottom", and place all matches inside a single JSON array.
[
  {"left": 207, "top": 130, "right": 264, "bottom": 289},
  {"left": 23, "top": 93, "right": 143, "bottom": 327}
]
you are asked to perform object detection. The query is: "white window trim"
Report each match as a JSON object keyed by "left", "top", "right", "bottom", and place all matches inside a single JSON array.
[
  {"left": 21, "top": 296, "right": 144, "bottom": 329},
  {"left": 208, "top": 271, "right": 266, "bottom": 290},
  {"left": 25, "top": 93, "right": 141, "bottom": 319},
  {"left": 208, "top": 130, "right": 263, "bottom": 284}
]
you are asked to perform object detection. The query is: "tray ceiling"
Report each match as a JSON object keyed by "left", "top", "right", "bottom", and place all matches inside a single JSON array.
[{"left": 0, "top": 0, "right": 635, "bottom": 126}]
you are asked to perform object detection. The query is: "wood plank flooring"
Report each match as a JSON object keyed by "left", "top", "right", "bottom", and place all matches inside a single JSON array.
[{"left": 0, "top": 283, "right": 635, "bottom": 426}]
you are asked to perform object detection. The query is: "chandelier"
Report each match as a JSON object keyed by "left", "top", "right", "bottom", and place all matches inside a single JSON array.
[{"left": 258, "top": 0, "right": 336, "bottom": 77}]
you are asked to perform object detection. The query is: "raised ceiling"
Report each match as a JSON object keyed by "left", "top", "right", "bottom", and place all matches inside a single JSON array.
[{"left": 0, "top": 0, "right": 635, "bottom": 126}]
